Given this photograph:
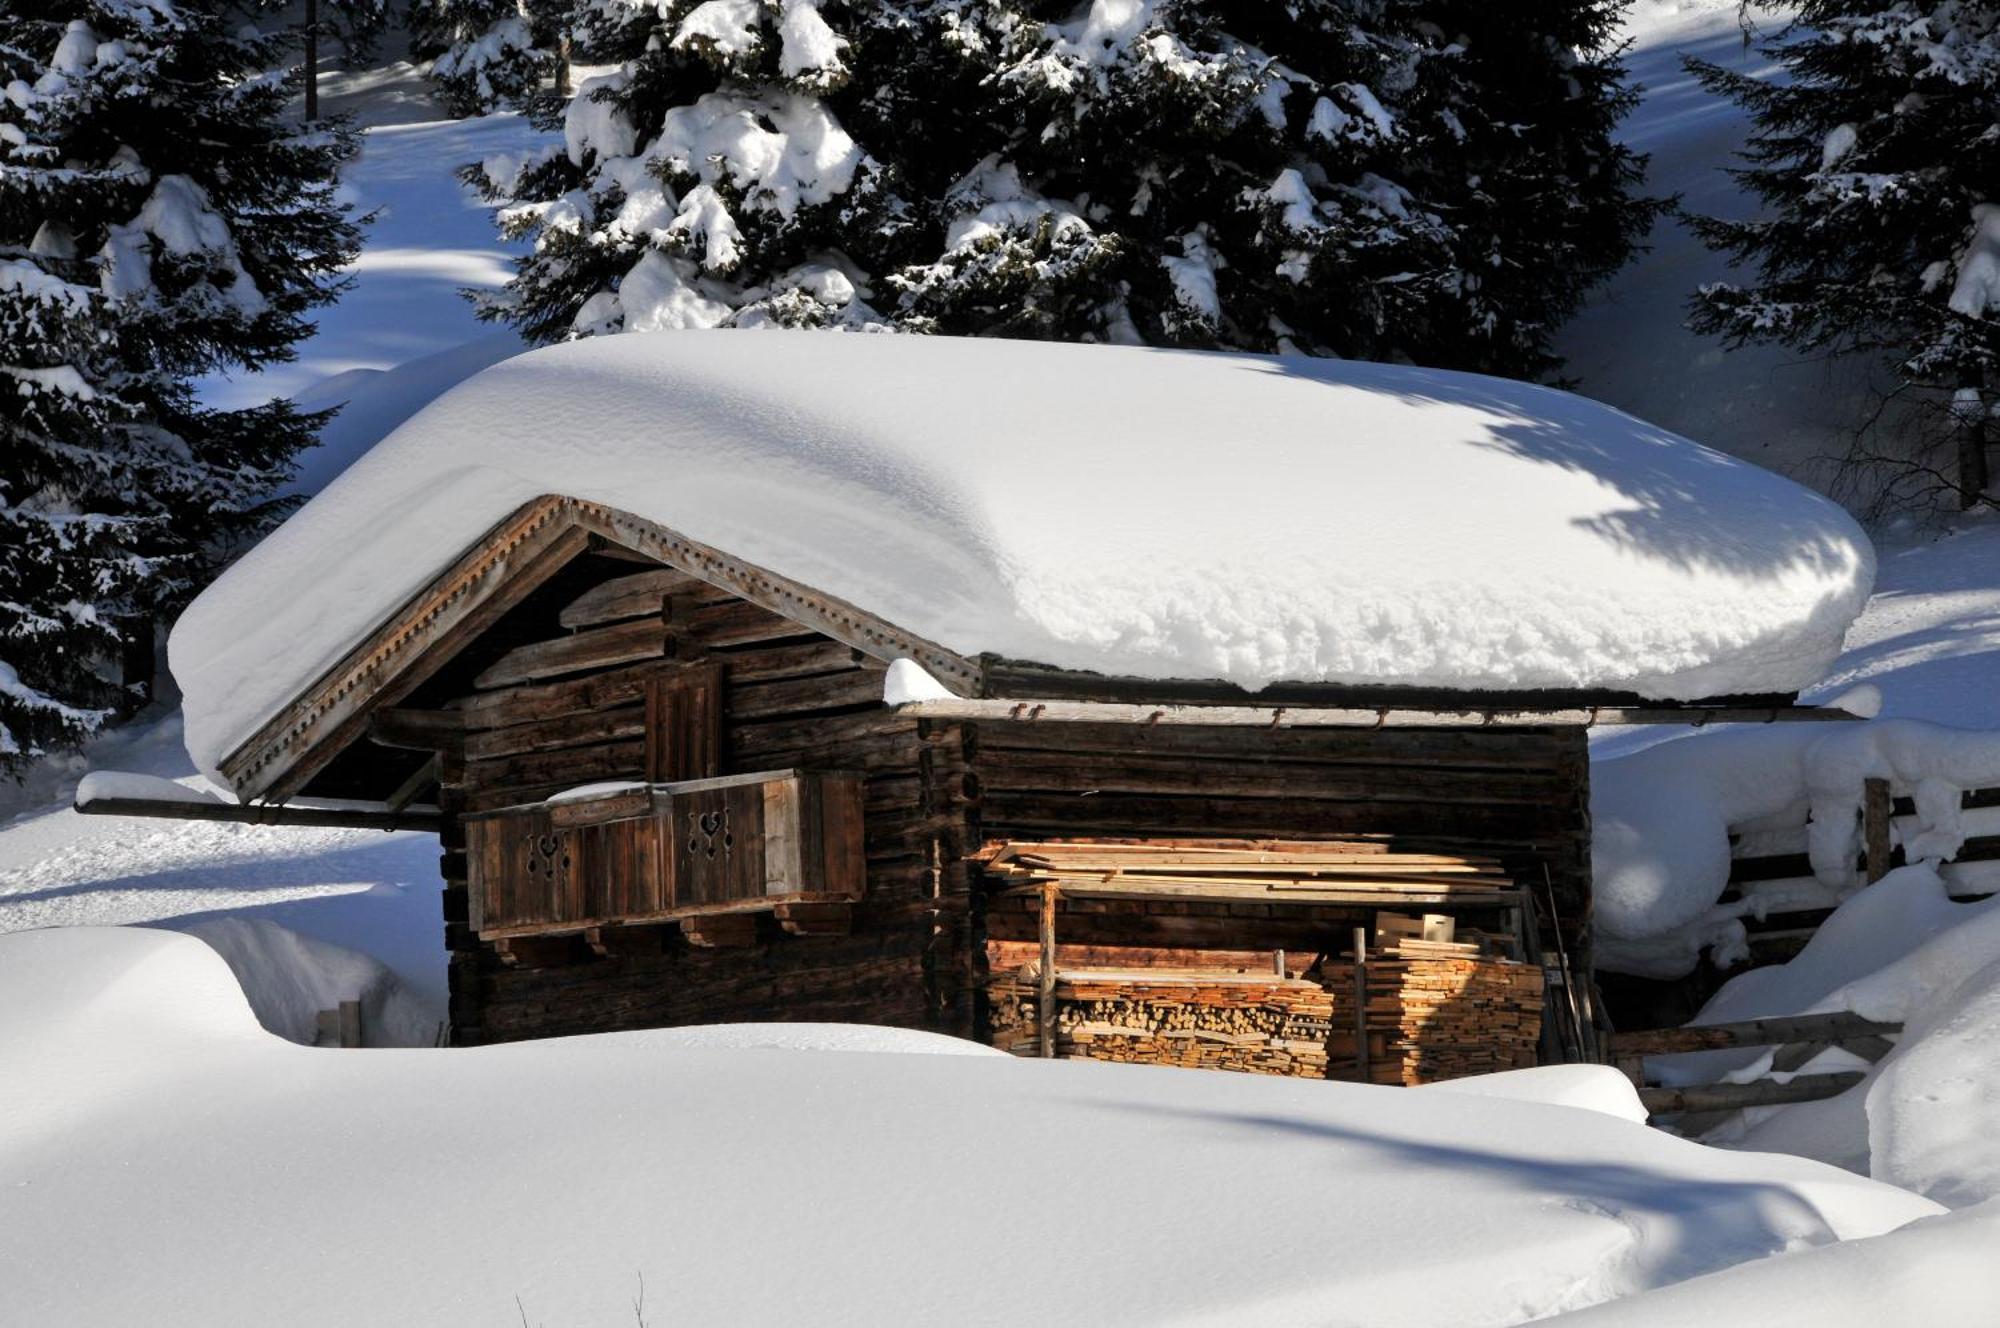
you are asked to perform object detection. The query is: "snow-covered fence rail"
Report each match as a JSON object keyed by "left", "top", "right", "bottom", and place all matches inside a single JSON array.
[
  {"left": 1610, "top": 1012, "right": 1902, "bottom": 1117},
  {"left": 1725, "top": 781, "right": 2000, "bottom": 963}
]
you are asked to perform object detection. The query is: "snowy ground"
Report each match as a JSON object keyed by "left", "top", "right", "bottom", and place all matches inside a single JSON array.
[{"left": 0, "top": 926, "right": 1968, "bottom": 1328}]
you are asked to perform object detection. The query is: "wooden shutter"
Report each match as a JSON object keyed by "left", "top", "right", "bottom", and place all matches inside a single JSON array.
[{"left": 646, "top": 663, "right": 724, "bottom": 782}]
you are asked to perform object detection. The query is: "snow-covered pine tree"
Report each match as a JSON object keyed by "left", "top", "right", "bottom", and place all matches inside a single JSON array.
[
  {"left": 410, "top": 0, "right": 563, "bottom": 117},
  {"left": 1687, "top": 2, "right": 2000, "bottom": 507},
  {"left": 0, "top": 0, "right": 360, "bottom": 773},
  {"left": 467, "top": 0, "right": 1657, "bottom": 376}
]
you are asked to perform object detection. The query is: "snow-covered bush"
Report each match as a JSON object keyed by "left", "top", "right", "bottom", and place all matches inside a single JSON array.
[
  {"left": 1687, "top": 2, "right": 2000, "bottom": 508},
  {"left": 468, "top": 0, "right": 1662, "bottom": 373},
  {"left": 0, "top": 0, "right": 360, "bottom": 773}
]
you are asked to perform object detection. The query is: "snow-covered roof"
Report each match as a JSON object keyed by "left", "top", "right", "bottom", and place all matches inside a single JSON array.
[{"left": 171, "top": 331, "right": 1874, "bottom": 779}]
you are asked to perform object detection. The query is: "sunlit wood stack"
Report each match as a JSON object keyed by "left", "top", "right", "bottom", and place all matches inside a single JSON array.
[
  {"left": 1333, "top": 955, "right": 1544, "bottom": 1085},
  {"left": 989, "top": 969, "right": 1346, "bottom": 1077}
]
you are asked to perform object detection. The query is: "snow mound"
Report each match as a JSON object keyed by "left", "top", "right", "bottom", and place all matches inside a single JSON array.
[
  {"left": 1546, "top": 1197, "right": 2000, "bottom": 1327},
  {"left": 0, "top": 925, "right": 264, "bottom": 1051},
  {"left": 173, "top": 332, "right": 1873, "bottom": 778},
  {"left": 1419, "top": 1064, "right": 1651, "bottom": 1123},
  {"left": 1664, "top": 870, "right": 2000, "bottom": 1207},
  {"left": 0, "top": 927, "right": 1941, "bottom": 1326},
  {"left": 183, "top": 916, "right": 437, "bottom": 1047}
]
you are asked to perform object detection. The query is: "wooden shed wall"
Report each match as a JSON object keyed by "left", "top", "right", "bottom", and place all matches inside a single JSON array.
[
  {"left": 419, "top": 554, "right": 1591, "bottom": 1050},
  {"left": 961, "top": 719, "right": 1593, "bottom": 961},
  {"left": 431, "top": 563, "right": 975, "bottom": 1046}
]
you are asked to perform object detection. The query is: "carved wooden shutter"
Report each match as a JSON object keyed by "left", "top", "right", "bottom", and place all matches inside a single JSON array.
[{"left": 646, "top": 662, "right": 724, "bottom": 782}]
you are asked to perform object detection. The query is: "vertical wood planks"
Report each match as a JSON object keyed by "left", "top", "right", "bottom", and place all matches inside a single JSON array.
[{"left": 646, "top": 662, "right": 725, "bottom": 782}]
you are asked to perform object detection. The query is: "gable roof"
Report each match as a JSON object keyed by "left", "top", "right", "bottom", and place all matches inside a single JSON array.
[
  {"left": 215, "top": 495, "right": 980, "bottom": 803},
  {"left": 172, "top": 332, "right": 1876, "bottom": 786}
]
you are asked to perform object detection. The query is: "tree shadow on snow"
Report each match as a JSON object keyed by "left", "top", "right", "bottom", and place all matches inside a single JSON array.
[
  {"left": 1253, "top": 355, "right": 1862, "bottom": 586},
  {"left": 1095, "top": 1097, "right": 1839, "bottom": 1291}
]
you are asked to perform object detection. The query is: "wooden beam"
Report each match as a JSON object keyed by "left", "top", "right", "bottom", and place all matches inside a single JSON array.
[
  {"left": 217, "top": 494, "right": 980, "bottom": 803},
  {"left": 895, "top": 696, "right": 1861, "bottom": 729},
  {"left": 385, "top": 754, "right": 440, "bottom": 814},
  {"left": 1864, "top": 777, "right": 1893, "bottom": 884},
  {"left": 75, "top": 795, "right": 440, "bottom": 834},
  {"left": 1039, "top": 883, "right": 1058, "bottom": 1059},
  {"left": 224, "top": 502, "right": 595, "bottom": 803},
  {"left": 565, "top": 501, "right": 980, "bottom": 692},
  {"left": 1641, "top": 1072, "right": 1866, "bottom": 1116},
  {"left": 369, "top": 708, "right": 467, "bottom": 754},
  {"left": 1609, "top": 1012, "right": 1901, "bottom": 1058}
]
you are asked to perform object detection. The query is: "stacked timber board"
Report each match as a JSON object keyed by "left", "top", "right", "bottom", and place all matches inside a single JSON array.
[
  {"left": 982, "top": 838, "right": 1519, "bottom": 906},
  {"left": 1333, "top": 955, "right": 1544, "bottom": 1085},
  {"left": 989, "top": 969, "right": 1346, "bottom": 1077}
]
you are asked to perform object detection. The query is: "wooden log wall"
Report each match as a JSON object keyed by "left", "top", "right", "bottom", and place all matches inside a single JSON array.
[
  {"left": 963, "top": 719, "right": 1593, "bottom": 962},
  {"left": 436, "top": 561, "right": 975, "bottom": 1045}
]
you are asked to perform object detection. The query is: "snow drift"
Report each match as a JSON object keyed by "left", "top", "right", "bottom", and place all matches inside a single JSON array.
[
  {"left": 172, "top": 331, "right": 1873, "bottom": 779},
  {"left": 1673, "top": 868, "right": 2000, "bottom": 1209},
  {"left": 0, "top": 926, "right": 1944, "bottom": 1326}
]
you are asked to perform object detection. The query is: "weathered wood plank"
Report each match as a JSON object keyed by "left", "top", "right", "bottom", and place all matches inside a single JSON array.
[
  {"left": 975, "top": 748, "right": 1560, "bottom": 804},
  {"left": 560, "top": 568, "right": 729, "bottom": 628},
  {"left": 1609, "top": 1013, "right": 1901, "bottom": 1057},
  {"left": 475, "top": 617, "right": 670, "bottom": 690}
]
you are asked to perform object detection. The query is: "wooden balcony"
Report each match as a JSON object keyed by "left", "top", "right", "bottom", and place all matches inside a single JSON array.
[{"left": 465, "top": 769, "right": 865, "bottom": 944}]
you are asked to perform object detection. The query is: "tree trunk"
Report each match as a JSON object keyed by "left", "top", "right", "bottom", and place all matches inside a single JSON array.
[
  {"left": 303, "top": 0, "right": 319, "bottom": 122},
  {"left": 1958, "top": 371, "right": 1989, "bottom": 509}
]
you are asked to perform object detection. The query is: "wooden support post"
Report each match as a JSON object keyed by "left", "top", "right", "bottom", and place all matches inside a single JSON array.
[
  {"left": 1864, "top": 777, "right": 1893, "bottom": 884},
  {"left": 1039, "top": 882, "right": 1058, "bottom": 1059},
  {"left": 337, "top": 998, "right": 361, "bottom": 1048},
  {"left": 1351, "top": 926, "right": 1369, "bottom": 1084}
]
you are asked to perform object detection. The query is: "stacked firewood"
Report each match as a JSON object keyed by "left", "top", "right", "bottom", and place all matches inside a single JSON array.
[
  {"left": 989, "top": 969, "right": 1342, "bottom": 1077},
  {"left": 1333, "top": 955, "right": 1544, "bottom": 1085}
]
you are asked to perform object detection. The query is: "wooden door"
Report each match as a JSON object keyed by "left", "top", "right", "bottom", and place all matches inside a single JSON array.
[{"left": 645, "top": 663, "right": 724, "bottom": 783}]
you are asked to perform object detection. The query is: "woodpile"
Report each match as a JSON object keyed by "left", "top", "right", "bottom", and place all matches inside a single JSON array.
[
  {"left": 1334, "top": 955, "right": 1543, "bottom": 1085},
  {"left": 989, "top": 969, "right": 1344, "bottom": 1077}
]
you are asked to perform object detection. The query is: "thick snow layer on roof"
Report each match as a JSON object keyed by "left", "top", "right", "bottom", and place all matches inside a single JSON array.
[{"left": 172, "top": 332, "right": 1874, "bottom": 778}]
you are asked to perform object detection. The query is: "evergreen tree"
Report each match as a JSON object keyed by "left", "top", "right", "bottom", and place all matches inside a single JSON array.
[
  {"left": 1687, "top": 2, "right": 2000, "bottom": 506},
  {"left": 0, "top": 0, "right": 360, "bottom": 773},
  {"left": 467, "top": 0, "right": 1658, "bottom": 376},
  {"left": 410, "top": 0, "right": 563, "bottom": 117}
]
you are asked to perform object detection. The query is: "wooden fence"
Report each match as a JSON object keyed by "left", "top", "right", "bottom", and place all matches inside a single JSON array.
[
  {"left": 1727, "top": 777, "right": 2000, "bottom": 965},
  {"left": 1610, "top": 1011, "right": 1901, "bottom": 1118}
]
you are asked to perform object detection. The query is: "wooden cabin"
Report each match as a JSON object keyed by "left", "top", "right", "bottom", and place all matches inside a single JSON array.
[
  {"left": 95, "top": 335, "right": 1873, "bottom": 1079},
  {"left": 90, "top": 491, "right": 1853, "bottom": 1077}
]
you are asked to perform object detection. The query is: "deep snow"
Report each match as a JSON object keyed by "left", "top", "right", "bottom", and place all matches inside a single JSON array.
[{"left": 0, "top": 927, "right": 1947, "bottom": 1328}]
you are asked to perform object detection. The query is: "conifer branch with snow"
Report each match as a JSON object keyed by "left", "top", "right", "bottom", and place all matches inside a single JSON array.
[
  {"left": 0, "top": 0, "right": 361, "bottom": 774},
  {"left": 467, "top": 0, "right": 1662, "bottom": 375}
]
